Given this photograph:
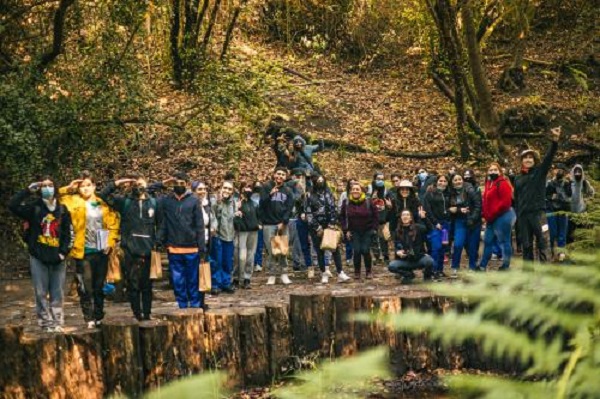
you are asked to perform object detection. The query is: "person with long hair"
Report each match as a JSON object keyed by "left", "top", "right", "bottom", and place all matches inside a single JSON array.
[
  {"left": 234, "top": 182, "right": 260, "bottom": 289},
  {"left": 479, "top": 163, "right": 516, "bottom": 271},
  {"left": 422, "top": 174, "right": 450, "bottom": 278},
  {"left": 60, "top": 171, "right": 120, "bottom": 328},
  {"left": 9, "top": 176, "right": 73, "bottom": 332}
]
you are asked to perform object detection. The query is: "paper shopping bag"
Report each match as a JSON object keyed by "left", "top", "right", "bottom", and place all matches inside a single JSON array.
[
  {"left": 382, "top": 223, "right": 391, "bottom": 241},
  {"left": 271, "top": 234, "right": 289, "bottom": 256},
  {"left": 320, "top": 228, "right": 341, "bottom": 251},
  {"left": 199, "top": 261, "right": 212, "bottom": 292},
  {"left": 150, "top": 250, "right": 163, "bottom": 280},
  {"left": 106, "top": 247, "right": 122, "bottom": 282}
]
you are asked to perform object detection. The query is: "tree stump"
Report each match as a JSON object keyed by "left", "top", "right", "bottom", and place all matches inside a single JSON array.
[
  {"left": 265, "top": 303, "right": 291, "bottom": 379},
  {"left": 237, "top": 307, "right": 269, "bottom": 386},
  {"left": 163, "top": 308, "right": 205, "bottom": 380},
  {"left": 355, "top": 294, "right": 401, "bottom": 350},
  {"left": 332, "top": 293, "right": 360, "bottom": 357},
  {"left": 139, "top": 319, "right": 171, "bottom": 389},
  {"left": 204, "top": 308, "right": 241, "bottom": 387},
  {"left": 102, "top": 319, "right": 143, "bottom": 397},
  {"left": 290, "top": 293, "right": 332, "bottom": 357},
  {"left": 434, "top": 296, "right": 466, "bottom": 371},
  {"left": 19, "top": 332, "right": 63, "bottom": 398},
  {"left": 60, "top": 329, "right": 104, "bottom": 399},
  {"left": 0, "top": 324, "right": 26, "bottom": 398}
]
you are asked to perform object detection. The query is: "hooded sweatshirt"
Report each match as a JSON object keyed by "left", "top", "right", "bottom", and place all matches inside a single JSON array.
[
  {"left": 259, "top": 180, "right": 294, "bottom": 225},
  {"left": 9, "top": 190, "right": 73, "bottom": 264},
  {"left": 289, "top": 135, "right": 324, "bottom": 173},
  {"left": 570, "top": 164, "right": 595, "bottom": 213}
]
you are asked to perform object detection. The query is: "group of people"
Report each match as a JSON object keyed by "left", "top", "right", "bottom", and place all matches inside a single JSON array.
[{"left": 9, "top": 126, "right": 595, "bottom": 333}]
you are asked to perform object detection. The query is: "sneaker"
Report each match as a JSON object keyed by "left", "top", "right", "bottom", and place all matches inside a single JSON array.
[
  {"left": 346, "top": 259, "right": 352, "bottom": 266},
  {"left": 491, "top": 254, "right": 498, "bottom": 261},
  {"left": 87, "top": 321, "right": 96, "bottom": 329},
  {"left": 280, "top": 274, "right": 292, "bottom": 285},
  {"left": 307, "top": 269, "right": 315, "bottom": 279},
  {"left": 354, "top": 271, "right": 361, "bottom": 280},
  {"left": 266, "top": 276, "right": 276, "bottom": 285},
  {"left": 52, "top": 326, "right": 64, "bottom": 333},
  {"left": 323, "top": 269, "right": 333, "bottom": 278},
  {"left": 242, "top": 279, "right": 251, "bottom": 289},
  {"left": 321, "top": 274, "right": 329, "bottom": 284},
  {"left": 451, "top": 269, "right": 458, "bottom": 279},
  {"left": 254, "top": 265, "right": 262, "bottom": 272},
  {"left": 210, "top": 288, "right": 221, "bottom": 296},
  {"left": 95, "top": 320, "right": 103, "bottom": 327},
  {"left": 337, "top": 271, "right": 351, "bottom": 283},
  {"left": 365, "top": 272, "right": 373, "bottom": 280},
  {"left": 222, "top": 286, "right": 236, "bottom": 294},
  {"left": 558, "top": 253, "right": 566, "bottom": 262}
]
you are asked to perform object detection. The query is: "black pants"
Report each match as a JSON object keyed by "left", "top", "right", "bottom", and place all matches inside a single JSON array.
[
  {"left": 309, "top": 230, "right": 343, "bottom": 273},
  {"left": 518, "top": 211, "right": 548, "bottom": 263},
  {"left": 351, "top": 230, "right": 373, "bottom": 274},
  {"left": 76, "top": 252, "right": 109, "bottom": 322},
  {"left": 123, "top": 250, "right": 153, "bottom": 318}
]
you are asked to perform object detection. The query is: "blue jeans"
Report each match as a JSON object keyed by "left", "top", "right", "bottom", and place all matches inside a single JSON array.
[
  {"left": 254, "top": 229, "right": 264, "bottom": 266},
  {"left": 466, "top": 223, "right": 481, "bottom": 270},
  {"left": 547, "top": 212, "right": 569, "bottom": 251},
  {"left": 428, "top": 221, "right": 450, "bottom": 273},
  {"left": 344, "top": 237, "right": 353, "bottom": 262},
  {"left": 296, "top": 218, "right": 312, "bottom": 268},
  {"left": 288, "top": 219, "right": 306, "bottom": 269},
  {"left": 30, "top": 256, "right": 66, "bottom": 328},
  {"left": 388, "top": 255, "right": 434, "bottom": 279},
  {"left": 210, "top": 237, "right": 234, "bottom": 289},
  {"left": 168, "top": 252, "right": 203, "bottom": 308},
  {"left": 480, "top": 208, "right": 516, "bottom": 269},
  {"left": 452, "top": 219, "right": 481, "bottom": 270}
]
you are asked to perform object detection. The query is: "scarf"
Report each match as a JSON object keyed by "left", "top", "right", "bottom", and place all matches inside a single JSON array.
[{"left": 349, "top": 192, "right": 366, "bottom": 204}]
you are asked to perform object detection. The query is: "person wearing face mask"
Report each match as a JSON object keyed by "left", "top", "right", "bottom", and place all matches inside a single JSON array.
[
  {"left": 388, "top": 209, "right": 433, "bottom": 283},
  {"left": 448, "top": 174, "right": 482, "bottom": 277},
  {"left": 210, "top": 180, "right": 237, "bottom": 294},
  {"left": 479, "top": 162, "right": 516, "bottom": 271},
  {"left": 422, "top": 175, "right": 450, "bottom": 279},
  {"left": 251, "top": 181, "right": 265, "bottom": 272},
  {"left": 461, "top": 169, "right": 483, "bottom": 271},
  {"left": 9, "top": 177, "right": 73, "bottom": 332},
  {"left": 545, "top": 165, "right": 572, "bottom": 261},
  {"left": 305, "top": 173, "right": 352, "bottom": 284},
  {"left": 260, "top": 167, "right": 295, "bottom": 285},
  {"left": 99, "top": 173, "right": 159, "bottom": 321},
  {"left": 233, "top": 182, "right": 260, "bottom": 289},
  {"left": 514, "top": 127, "right": 561, "bottom": 263},
  {"left": 568, "top": 164, "right": 595, "bottom": 244},
  {"left": 368, "top": 172, "right": 392, "bottom": 264},
  {"left": 156, "top": 172, "right": 206, "bottom": 309},
  {"left": 338, "top": 178, "right": 358, "bottom": 267},
  {"left": 59, "top": 171, "right": 119, "bottom": 328},
  {"left": 340, "top": 182, "right": 379, "bottom": 280},
  {"left": 414, "top": 168, "right": 429, "bottom": 201},
  {"left": 286, "top": 169, "right": 313, "bottom": 274}
]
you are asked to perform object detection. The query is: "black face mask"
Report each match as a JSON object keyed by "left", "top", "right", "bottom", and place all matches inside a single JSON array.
[
  {"left": 488, "top": 173, "right": 499, "bottom": 181},
  {"left": 556, "top": 172, "right": 565, "bottom": 180},
  {"left": 253, "top": 186, "right": 261, "bottom": 193},
  {"left": 574, "top": 174, "right": 583, "bottom": 181},
  {"left": 173, "top": 186, "right": 186, "bottom": 196},
  {"left": 132, "top": 186, "right": 146, "bottom": 197},
  {"left": 243, "top": 191, "right": 252, "bottom": 198}
]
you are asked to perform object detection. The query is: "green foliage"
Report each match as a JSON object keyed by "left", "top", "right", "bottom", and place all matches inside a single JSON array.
[{"left": 143, "top": 371, "right": 227, "bottom": 399}]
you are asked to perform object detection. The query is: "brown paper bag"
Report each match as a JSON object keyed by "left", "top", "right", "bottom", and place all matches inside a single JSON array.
[
  {"left": 320, "top": 228, "right": 341, "bottom": 251},
  {"left": 271, "top": 234, "right": 289, "bottom": 256},
  {"left": 106, "top": 247, "right": 122, "bottom": 282},
  {"left": 199, "top": 261, "right": 212, "bottom": 292},
  {"left": 150, "top": 250, "right": 163, "bottom": 280},
  {"left": 382, "top": 223, "right": 391, "bottom": 241}
]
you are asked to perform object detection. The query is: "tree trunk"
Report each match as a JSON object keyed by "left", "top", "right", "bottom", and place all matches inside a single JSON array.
[
  {"left": 290, "top": 293, "right": 332, "bottom": 357},
  {"left": 204, "top": 308, "right": 242, "bottom": 388},
  {"left": 201, "top": 0, "right": 223, "bottom": 53},
  {"left": 0, "top": 325, "right": 25, "bottom": 398},
  {"left": 139, "top": 319, "right": 171, "bottom": 390},
  {"left": 37, "top": 0, "right": 76, "bottom": 72},
  {"left": 265, "top": 303, "right": 291, "bottom": 379},
  {"left": 220, "top": 1, "right": 247, "bottom": 60},
  {"left": 170, "top": 0, "right": 183, "bottom": 87},
  {"left": 61, "top": 330, "right": 105, "bottom": 398},
  {"left": 101, "top": 319, "right": 144, "bottom": 397},
  {"left": 237, "top": 308, "right": 270, "bottom": 386},
  {"left": 163, "top": 308, "right": 205, "bottom": 379},
  {"left": 332, "top": 293, "right": 360, "bottom": 357},
  {"left": 462, "top": 0, "right": 498, "bottom": 137}
]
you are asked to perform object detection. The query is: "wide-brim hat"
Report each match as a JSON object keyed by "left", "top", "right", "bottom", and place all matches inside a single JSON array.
[
  {"left": 520, "top": 149, "right": 540, "bottom": 163},
  {"left": 398, "top": 180, "right": 413, "bottom": 189}
]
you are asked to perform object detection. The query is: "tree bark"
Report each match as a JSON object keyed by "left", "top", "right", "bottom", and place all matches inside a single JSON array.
[
  {"left": 164, "top": 308, "right": 205, "bottom": 379},
  {"left": 237, "top": 308, "right": 270, "bottom": 386},
  {"left": 204, "top": 308, "right": 242, "bottom": 388},
  {"left": 201, "top": 0, "right": 223, "bottom": 53},
  {"left": 290, "top": 293, "right": 333, "bottom": 357},
  {"left": 170, "top": 0, "right": 183, "bottom": 87},
  {"left": 332, "top": 293, "right": 360, "bottom": 357},
  {"left": 0, "top": 325, "right": 25, "bottom": 398},
  {"left": 61, "top": 330, "right": 105, "bottom": 398},
  {"left": 265, "top": 303, "right": 291, "bottom": 379},
  {"left": 101, "top": 319, "right": 144, "bottom": 397},
  {"left": 139, "top": 319, "right": 171, "bottom": 390},
  {"left": 37, "top": 0, "right": 75, "bottom": 72},
  {"left": 220, "top": 1, "right": 247, "bottom": 61}
]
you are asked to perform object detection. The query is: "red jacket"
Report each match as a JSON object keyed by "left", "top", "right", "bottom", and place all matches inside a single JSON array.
[{"left": 482, "top": 176, "right": 513, "bottom": 223}]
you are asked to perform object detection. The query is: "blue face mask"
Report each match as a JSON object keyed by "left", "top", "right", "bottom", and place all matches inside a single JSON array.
[
  {"left": 375, "top": 180, "right": 385, "bottom": 188},
  {"left": 419, "top": 172, "right": 428, "bottom": 181},
  {"left": 41, "top": 186, "right": 54, "bottom": 199}
]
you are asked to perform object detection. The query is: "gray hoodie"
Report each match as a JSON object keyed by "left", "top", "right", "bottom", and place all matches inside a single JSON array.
[
  {"left": 290, "top": 135, "right": 323, "bottom": 173},
  {"left": 570, "top": 164, "right": 595, "bottom": 213}
]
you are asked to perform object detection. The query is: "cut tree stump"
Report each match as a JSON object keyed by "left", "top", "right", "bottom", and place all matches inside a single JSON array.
[
  {"left": 290, "top": 293, "right": 332, "bottom": 357},
  {"left": 163, "top": 308, "right": 205, "bottom": 380},
  {"left": 332, "top": 292, "right": 360, "bottom": 357},
  {"left": 0, "top": 324, "right": 25, "bottom": 398},
  {"left": 237, "top": 307, "right": 269, "bottom": 386},
  {"left": 20, "top": 332, "right": 63, "bottom": 398},
  {"left": 102, "top": 319, "right": 143, "bottom": 397},
  {"left": 60, "top": 329, "right": 104, "bottom": 399},
  {"left": 265, "top": 303, "right": 291, "bottom": 379},
  {"left": 139, "top": 319, "right": 171, "bottom": 390},
  {"left": 204, "top": 308, "right": 241, "bottom": 388}
]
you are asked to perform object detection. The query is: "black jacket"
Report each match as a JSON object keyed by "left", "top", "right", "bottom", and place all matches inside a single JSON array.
[
  {"left": 394, "top": 220, "right": 432, "bottom": 261},
  {"left": 545, "top": 178, "right": 572, "bottom": 212},
  {"left": 235, "top": 199, "right": 260, "bottom": 232},
  {"left": 9, "top": 190, "right": 73, "bottom": 264},
  {"left": 100, "top": 182, "right": 159, "bottom": 257},
  {"left": 259, "top": 181, "right": 294, "bottom": 225},
  {"left": 305, "top": 187, "right": 338, "bottom": 232},
  {"left": 514, "top": 141, "right": 558, "bottom": 215},
  {"left": 423, "top": 188, "right": 450, "bottom": 225},
  {"left": 449, "top": 185, "right": 482, "bottom": 228},
  {"left": 157, "top": 191, "right": 205, "bottom": 251},
  {"left": 389, "top": 190, "right": 421, "bottom": 234}
]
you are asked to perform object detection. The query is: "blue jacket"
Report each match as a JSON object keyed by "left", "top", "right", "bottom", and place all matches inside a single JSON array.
[
  {"left": 157, "top": 191, "right": 205, "bottom": 251},
  {"left": 290, "top": 136, "right": 323, "bottom": 173}
]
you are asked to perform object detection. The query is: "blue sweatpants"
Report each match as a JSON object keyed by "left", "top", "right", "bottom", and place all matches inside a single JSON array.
[
  {"left": 168, "top": 252, "right": 203, "bottom": 308},
  {"left": 210, "top": 237, "right": 234, "bottom": 289},
  {"left": 428, "top": 221, "right": 450, "bottom": 273}
]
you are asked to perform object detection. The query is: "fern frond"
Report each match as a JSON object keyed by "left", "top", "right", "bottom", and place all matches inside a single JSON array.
[
  {"left": 144, "top": 372, "right": 226, "bottom": 399},
  {"left": 446, "top": 374, "right": 555, "bottom": 399}
]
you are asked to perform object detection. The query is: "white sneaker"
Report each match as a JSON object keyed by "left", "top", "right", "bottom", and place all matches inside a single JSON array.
[
  {"left": 491, "top": 254, "right": 498, "bottom": 261},
  {"left": 321, "top": 274, "right": 329, "bottom": 284},
  {"left": 323, "top": 269, "right": 333, "bottom": 278},
  {"left": 558, "top": 253, "right": 566, "bottom": 262},
  {"left": 346, "top": 259, "right": 352, "bottom": 266},
  {"left": 87, "top": 321, "right": 96, "bottom": 329},
  {"left": 307, "top": 269, "right": 315, "bottom": 279},
  {"left": 52, "top": 326, "right": 64, "bottom": 333},
  {"left": 254, "top": 265, "right": 262, "bottom": 272},
  {"left": 451, "top": 269, "right": 458, "bottom": 279},
  {"left": 337, "top": 271, "right": 351, "bottom": 283},
  {"left": 280, "top": 274, "right": 292, "bottom": 285},
  {"left": 266, "top": 276, "right": 276, "bottom": 285}
]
